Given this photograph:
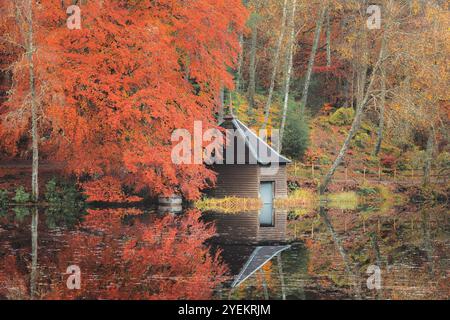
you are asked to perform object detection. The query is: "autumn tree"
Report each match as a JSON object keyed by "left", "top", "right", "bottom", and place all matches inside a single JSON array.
[
  {"left": 0, "top": 0, "right": 42, "bottom": 201},
  {"left": 0, "top": 0, "right": 247, "bottom": 200}
]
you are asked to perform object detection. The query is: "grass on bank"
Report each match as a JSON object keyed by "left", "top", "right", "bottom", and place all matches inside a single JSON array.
[{"left": 324, "top": 191, "right": 359, "bottom": 210}]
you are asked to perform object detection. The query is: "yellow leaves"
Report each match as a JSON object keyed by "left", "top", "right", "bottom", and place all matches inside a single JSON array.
[
  {"left": 411, "top": 0, "right": 421, "bottom": 15},
  {"left": 234, "top": 93, "right": 282, "bottom": 130}
]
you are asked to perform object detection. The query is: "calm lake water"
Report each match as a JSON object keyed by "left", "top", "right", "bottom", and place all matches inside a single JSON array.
[{"left": 0, "top": 202, "right": 448, "bottom": 300}]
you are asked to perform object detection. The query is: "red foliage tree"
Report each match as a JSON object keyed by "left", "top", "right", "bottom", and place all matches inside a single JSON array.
[{"left": 0, "top": 0, "right": 247, "bottom": 200}]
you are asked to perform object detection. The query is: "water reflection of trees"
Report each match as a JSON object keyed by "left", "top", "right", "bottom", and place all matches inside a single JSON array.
[
  {"left": 0, "top": 207, "right": 228, "bottom": 300},
  {"left": 289, "top": 204, "right": 449, "bottom": 299}
]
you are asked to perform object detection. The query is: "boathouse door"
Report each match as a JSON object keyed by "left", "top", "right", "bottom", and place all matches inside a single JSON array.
[{"left": 259, "top": 182, "right": 274, "bottom": 226}]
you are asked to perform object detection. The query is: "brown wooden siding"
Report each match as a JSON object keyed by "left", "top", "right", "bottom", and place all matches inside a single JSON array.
[
  {"left": 204, "top": 210, "right": 287, "bottom": 244},
  {"left": 257, "top": 210, "right": 288, "bottom": 242},
  {"left": 204, "top": 211, "right": 259, "bottom": 244},
  {"left": 259, "top": 165, "right": 288, "bottom": 198},
  {"left": 211, "top": 164, "right": 260, "bottom": 198}
]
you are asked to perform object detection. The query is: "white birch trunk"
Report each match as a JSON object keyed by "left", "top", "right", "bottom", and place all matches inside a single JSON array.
[
  {"left": 279, "top": 0, "right": 297, "bottom": 150},
  {"left": 299, "top": 5, "right": 326, "bottom": 115},
  {"left": 262, "top": 0, "right": 289, "bottom": 128}
]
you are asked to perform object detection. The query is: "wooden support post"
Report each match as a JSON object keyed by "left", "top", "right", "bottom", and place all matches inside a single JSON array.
[
  {"left": 378, "top": 166, "right": 381, "bottom": 181},
  {"left": 311, "top": 163, "right": 315, "bottom": 178},
  {"left": 345, "top": 167, "right": 348, "bottom": 182},
  {"left": 311, "top": 222, "right": 314, "bottom": 238},
  {"left": 363, "top": 168, "right": 366, "bottom": 183}
]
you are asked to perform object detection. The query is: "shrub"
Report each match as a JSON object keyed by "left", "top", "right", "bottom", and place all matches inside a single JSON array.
[
  {"left": 287, "top": 180, "right": 300, "bottom": 192},
  {"left": 364, "top": 155, "right": 380, "bottom": 167},
  {"left": 357, "top": 185, "right": 379, "bottom": 196},
  {"left": 318, "top": 154, "right": 332, "bottom": 165},
  {"left": 13, "top": 186, "right": 30, "bottom": 204},
  {"left": 354, "top": 132, "right": 370, "bottom": 149},
  {"left": 44, "top": 178, "right": 87, "bottom": 228},
  {"left": 329, "top": 107, "right": 355, "bottom": 126},
  {"left": 13, "top": 207, "right": 30, "bottom": 221},
  {"left": 436, "top": 151, "right": 450, "bottom": 168},
  {"left": 282, "top": 111, "right": 310, "bottom": 160},
  {"left": 320, "top": 103, "right": 334, "bottom": 115},
  {"left": 381, "top": 154, "right": 397, "bottom": 168},
  {"left": 0, "top": 189, "right": 9, "bottom": 209},
  {"left": 360, "top": 121, "right": 374, "bottom": 134}
]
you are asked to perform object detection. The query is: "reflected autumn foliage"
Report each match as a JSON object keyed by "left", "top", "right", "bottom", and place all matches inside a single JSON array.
[
  {"left": 0, "top": 207, "right": 228, "bottom": 300},
  {"left": 44, "top": 208, "right": 227, "bottom": 300},
  {"left": 0, "top": 250, "right": 28, "bottom": 299},
  {"left": 293, "top": 206, "right": 450, "bottom": 299}
]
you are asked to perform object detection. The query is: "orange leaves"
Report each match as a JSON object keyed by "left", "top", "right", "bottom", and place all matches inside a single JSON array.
[
  {"left": 43, "top": 208, "right": 227, "bottom": 300},
  {"left": 1, "top": 0, "right": 247, "bottom": 200},
  {"left": 82, "top": 177, "right": 142, "bottom": 203},
  {"left": 121, "top": 209, "right": 227, "bottom": 299}
]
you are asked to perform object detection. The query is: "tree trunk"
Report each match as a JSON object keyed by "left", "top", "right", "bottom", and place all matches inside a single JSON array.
[
  {"left": 279, "top": 0, "right": 297, "bottom": 150},
  {"left": 247, "top": 12, "right": 258, "bottom": 115},
  {"left": 260, "top": 269, "right": 269, "bottom": 300},
  {"left": 319, "top": 206, "right": 361, "bottom": 299},
  {"left": 299, "top": 5, "right": 326, "bottom": 115},
  {"left": 218, "top": 85, "right": 224, "bottom": 123},
  {"left": 326, "top": 8, "right": 331, "bottom": 67},
  {"left": 24, "top": 0, "right": 39, "bottom": 202},
  {"left": 262, "top": 0, "right": 288, "bottom": 128},
  {"left": 277, "top": 253, "right": 286, "bottom": 300},
  {"left": 356, "top": 33, "right": 368, "bottom": 109},
  {"left": 236, "top": 33, "right": 244, "bottom": 92},
  {"left": 320, "top": 37, "right": 384, "bottom": 194},
  {"left": 423, "top": 129, "right": 434, "bottom": 185},
  {"left": 373, "top": 36, "right": 387, "bottom": 156},
  {"left": 30, "top": 207, "right": 38, "bottom": 298}
]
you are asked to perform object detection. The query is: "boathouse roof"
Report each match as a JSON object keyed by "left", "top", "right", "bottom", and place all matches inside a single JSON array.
[
  {"left": 219, "top": 114, "right": 291, "bottom": 165},
  {"left": 231, "top": 245, "right": 291, "bottom": 288}
]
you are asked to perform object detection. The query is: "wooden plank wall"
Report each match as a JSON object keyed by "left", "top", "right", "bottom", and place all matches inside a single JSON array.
[
  {"left": 204, "top": 211, "right": 259, "bottom": 244},
  {"left": 205, "top": 210, "right": 288, "bottom": 244},
  {"left": 257, "top": 210, "right": 288, "bottom": 242},
  {"left": 260, "top": 165, "right": 288, "bottom": 198},
  {"left": 212, "top": 164, "right": 260, "bottom": 198}
]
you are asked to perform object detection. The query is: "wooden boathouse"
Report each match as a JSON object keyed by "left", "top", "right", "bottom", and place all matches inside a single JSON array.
[{"left": 210, "top": 114, "right": 291, "bottom": 204}]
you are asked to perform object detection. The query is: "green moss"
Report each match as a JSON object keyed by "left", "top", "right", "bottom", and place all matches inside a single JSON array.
[
  {"left": 354, "top": 132, "right": 370, "bottom": 149},
  {"left": 329, "top": 108, "right": 355, "bottom": 126},
  {"left": 360, "top": 121, "right": 374, "bottom": 134}
]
